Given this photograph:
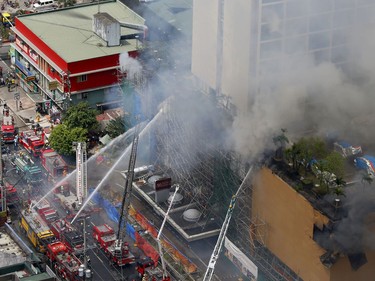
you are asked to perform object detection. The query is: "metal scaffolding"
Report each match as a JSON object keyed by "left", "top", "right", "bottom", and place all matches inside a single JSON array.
[{"left": 141, "top": 90, "right": 302, "bottom": 280}]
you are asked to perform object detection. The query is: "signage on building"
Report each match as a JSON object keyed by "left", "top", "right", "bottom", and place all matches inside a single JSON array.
[
  {"left": 155, "top": 177, "right": 171, "bottom": 203},
  {"left": 26, "top": 76, "right": 35, "bottom": 81},
  {"left": 155, "top": 178, "right": 171, "bottom": 191},
  {"left": 224, "top": 237, "right": 258, "bottom": 280},
  {"left": 48, "top": 80, "right": 59, "bottom": 91}
]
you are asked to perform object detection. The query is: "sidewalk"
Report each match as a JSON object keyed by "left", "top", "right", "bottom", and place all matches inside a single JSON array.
[{"left": 0, "top": 60, "right": 51, "bottom": 132}]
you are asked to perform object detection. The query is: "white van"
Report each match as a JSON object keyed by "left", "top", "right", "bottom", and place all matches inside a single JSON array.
[{"left": 33, "top": 0, "right": 56, "bottom": 11}]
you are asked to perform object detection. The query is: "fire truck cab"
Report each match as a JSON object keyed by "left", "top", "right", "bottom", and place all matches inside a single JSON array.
[
  {"left": 19, "top": 130, "right": 45, "bottom": 157},
  {"left": 1, "top": 113, "right": 16, "bottom": 143},
  {"left": 47, "top": 241, "right": 83, "bottom": 281}
]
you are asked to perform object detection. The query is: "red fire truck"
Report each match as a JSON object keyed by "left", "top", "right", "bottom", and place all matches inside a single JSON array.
[
  {"left": 1, "top": 181, "right": 19, "bottom": 206},
  {"left": 1, "top": 113, "right": 16, "bottom": 143},
  {"left": 19, "top": 129, "right": 45, "bottom": 157},
  {"left": 136, "top": 257, "right": 166, "bottom": 281},
  {"left": 33, "top": 198, "right": 58, "bottom": 223},
  {"left": 40, "top": 148, "right": 68, "bottom": 182},
  {"left": 47, "top": 241, "right": 83, "bottom": 281},
  {"left": 93, "top": 224, "right": 135, "bottom": 266},
  {"left": 50, "top": 218, "right": 85, "bottom": 256}
]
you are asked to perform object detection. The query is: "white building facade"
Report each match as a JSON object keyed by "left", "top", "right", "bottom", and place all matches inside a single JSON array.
[{"left": 192, "top": 0, "right": 375, "bottom": 114}]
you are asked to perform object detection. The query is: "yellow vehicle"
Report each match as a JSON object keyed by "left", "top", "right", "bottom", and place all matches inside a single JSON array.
[
  {"left": 1, "top": 12, "right": 12, "bottom": 26},
  {"left": 19, "top": 208, "right": 55, "bottom": 253}
]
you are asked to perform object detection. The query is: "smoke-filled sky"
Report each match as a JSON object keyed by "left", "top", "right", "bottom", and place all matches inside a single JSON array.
[{"left": 228, "top": 1, "right": 375, "bottom": 159}]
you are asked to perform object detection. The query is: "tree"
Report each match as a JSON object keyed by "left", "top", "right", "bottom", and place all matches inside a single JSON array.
[
  {"left": 48, "top": 124, "right": 88, "bottom": 155},
  {"left": 63, "top": 102, "right": 99, "bottom": 133},
  {"left": 285, "top": 142, "right": 302, "bottom": 171},
  {"left": 324, "top": 151, "right": 345, "bottom": 178},
  {"left": 273, "top": 128, "right": 289, "bottom": 160},
  {"left": 105, "top": 116, "right": 132, "bottom": 139}
]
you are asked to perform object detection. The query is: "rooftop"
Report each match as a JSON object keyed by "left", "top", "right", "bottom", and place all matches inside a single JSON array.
[
  {"left": 140, "top": 0, "right": 192, "bottom": 39},
  {"left": 16, "top": 0, "right": 145, "bottom": 63}
]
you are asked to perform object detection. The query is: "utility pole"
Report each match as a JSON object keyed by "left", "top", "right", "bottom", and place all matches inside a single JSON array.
[{"left": 0, "top": 134, "right": 6, "bottom": 225}]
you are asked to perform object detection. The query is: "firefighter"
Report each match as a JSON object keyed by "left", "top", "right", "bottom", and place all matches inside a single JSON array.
[
  {"left": 2, "top": 103, "right": 7, "bottom": 114},
  {"left": 142, "top": 273, "right": 149, "bottom": 281},
  {"left": 14, "top": 134, "right": 18, "bottom": 150}
]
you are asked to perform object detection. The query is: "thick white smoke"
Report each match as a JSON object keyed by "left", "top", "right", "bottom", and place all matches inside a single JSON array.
[
  {"left": 119, "top": 52, "right": 143, "bottom": 82},
  {"left": 229, "top": 3, "right": 375, "bottom": 159}
]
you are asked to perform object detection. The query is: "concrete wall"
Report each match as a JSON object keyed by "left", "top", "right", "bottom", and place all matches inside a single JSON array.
[
  {"left": 252, "top": 167, "right": 330, "bottom": 281},
  {"left": 191, "top": 0, "right": 253, "bottom": 114},
  {"left": 191, "top": 0, "right": 218, "bottom": 92}
]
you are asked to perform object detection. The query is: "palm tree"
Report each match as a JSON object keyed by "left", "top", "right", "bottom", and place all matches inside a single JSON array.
[
  {"left": 273, "top": 128, "right": 289, "bottom": 161},
  {"left": 332, "top": 176, "right": 346, "bottom": 197}
]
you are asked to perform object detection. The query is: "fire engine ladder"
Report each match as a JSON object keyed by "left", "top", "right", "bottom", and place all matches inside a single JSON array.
[
  {"left": 116, "top": 123, "right": 140, "bottom": 245},
  {"left": 157, "top": 184, "right": 180, "bottom": 280},
  {"left": 203, "top": 166, "right": 253, "bottom": 281},
  {"left": 75, "top": 142, "right": 87, "bottom": 206}
]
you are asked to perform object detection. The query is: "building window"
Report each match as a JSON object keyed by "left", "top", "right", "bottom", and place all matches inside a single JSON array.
[
  {"left": 82, "top": 92, "right": 88, "bottom": 99},
  {"left": 308, "top": 31, "right": 330, "bottom": 50},
  {"left": 77, "top": 75, "right": 87, "bottom": 83}
]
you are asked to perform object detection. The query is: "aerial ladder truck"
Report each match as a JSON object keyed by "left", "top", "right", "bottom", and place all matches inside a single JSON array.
[
  {"left": 99, "top": 124, "right": 140, "bottom": 267},
  {"left": 156, "top": 184, "right": 180, "bottom": 281},
  {"left": 203, "top": 166, "right": 253, "bottom": 281},
  {"left": 114, "top": 123, "right": 140, "bottom": 264},
  {"left": 75, "top": 142, "right": 87, "bottom": 206}
]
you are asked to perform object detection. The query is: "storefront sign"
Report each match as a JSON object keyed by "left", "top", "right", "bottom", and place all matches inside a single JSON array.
[{"left": 48, "top": 80, "right": 59, "bottom": 90}]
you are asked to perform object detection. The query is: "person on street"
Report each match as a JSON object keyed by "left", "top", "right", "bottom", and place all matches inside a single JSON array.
[
  {"left": 3, "top": 103, "right": 7, "bottom": 115},
  {"left": 14, "top": 135, "right": 18, "bottom": 150}
]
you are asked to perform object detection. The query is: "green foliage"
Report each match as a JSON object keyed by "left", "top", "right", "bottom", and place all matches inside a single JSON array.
[
  {"left": 333, "top": 186, "right": 345, "bottom": 197},
  {"left": 324, "top": 152, "right": 345, "bottom": 178},
  {"left": 273, "top": 128, "right": 289, "bottom": 147},
  {"left": 63, "top": 102, "right": 99, "bottom": 132},
  {"left": 105, "top": 116, "right": 132, "bottom": 139},
  {"left": 48, "top": 124, "right": 88, "bottom": 155},
  {"left": 273, "top": 128, "right": 289, "bottom": 160}
]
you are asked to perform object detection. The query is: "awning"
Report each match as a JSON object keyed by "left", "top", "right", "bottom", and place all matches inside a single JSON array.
[{"left": 99, "top": 134, "right": 112, "bottom": 145}]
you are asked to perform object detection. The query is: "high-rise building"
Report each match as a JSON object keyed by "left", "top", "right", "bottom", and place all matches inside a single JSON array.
[{"left": 192, "top": 0, "right": 375, "bottom": 114}]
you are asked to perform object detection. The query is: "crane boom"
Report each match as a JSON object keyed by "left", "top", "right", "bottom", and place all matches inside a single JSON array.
[
  {"left": 203, "top": 166, "right": 253, "bottom": 281},
  {"left": 157, "top": 184, "right": 180, "bottom": 280},
  {"left": 117, "top": 124, "right": 140, "bottom": 241}
]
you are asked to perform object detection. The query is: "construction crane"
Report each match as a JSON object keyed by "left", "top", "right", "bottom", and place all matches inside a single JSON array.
[
  {"left": 156, "top": 184, "right": 180, "bottom": 281},
  {"left": 115, "top": 123, "right": 140, "bottom": 259},
  {"left": 203, "top": 166, "right": 253, "bottom": 281}
]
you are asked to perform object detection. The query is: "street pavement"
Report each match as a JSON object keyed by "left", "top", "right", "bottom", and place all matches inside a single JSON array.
[{"left": 0, "top": 58, "right": 51, "bottom": 133}]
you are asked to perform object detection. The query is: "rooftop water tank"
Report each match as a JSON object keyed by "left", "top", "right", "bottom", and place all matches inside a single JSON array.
[
  {"left": 183, "top": 209, "right": 201, "bottom": 222},
  {"left": 167, "top": 192, "right": 183, "bottom": 205},
  {"left": 148, "top": 175, "right": 162, "bottom": 186}
]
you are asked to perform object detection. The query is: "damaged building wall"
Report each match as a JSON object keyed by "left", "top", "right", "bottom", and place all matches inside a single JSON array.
[
  {"left": 252, "top": 167, "right": 330, "bottom": 281},
  {"left": 252, "top": 167, "right": 375, "bottom": 281}
]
